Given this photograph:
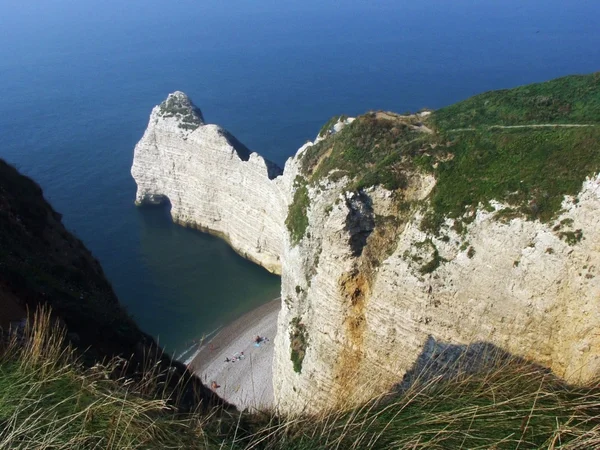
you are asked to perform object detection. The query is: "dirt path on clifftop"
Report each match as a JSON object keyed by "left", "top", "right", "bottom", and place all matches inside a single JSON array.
[{"left": 448, "top": 124, "right": 597, "bottom": 132}]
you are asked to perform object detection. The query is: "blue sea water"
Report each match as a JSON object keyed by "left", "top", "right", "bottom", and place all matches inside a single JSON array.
[{"left": 1, "top": 0, "right": 599, "bottom": 356}]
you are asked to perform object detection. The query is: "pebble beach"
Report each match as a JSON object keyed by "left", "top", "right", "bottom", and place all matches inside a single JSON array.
[{"left": 189, "top": 299, "right": 280, "bottom": 410}]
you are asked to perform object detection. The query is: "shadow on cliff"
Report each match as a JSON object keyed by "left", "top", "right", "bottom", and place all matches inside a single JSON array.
[
  {"left": 135, "top": 194, "right": 173, "bottom": 217},
  {"left": 394, "top": 335, "right": 557, "bottom": 394},
  {"left": 221, "top": 129, "right": 283, "bottom": 180}
]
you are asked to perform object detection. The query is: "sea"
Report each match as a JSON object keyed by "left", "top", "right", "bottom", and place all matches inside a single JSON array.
[{"left": 1, "top": 0, "right": 599, "bottom": 359}]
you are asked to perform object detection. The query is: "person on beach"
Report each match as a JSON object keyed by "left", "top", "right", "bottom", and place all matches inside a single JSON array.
[
  {"left": 225, "top": 357, "right": 230, "bottom": 362},
  {"left": 211, "top": 381, "right": 220, "bottom": 390}
]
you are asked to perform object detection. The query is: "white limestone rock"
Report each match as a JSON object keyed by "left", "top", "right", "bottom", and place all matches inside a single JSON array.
[
  {"left": 273, "top": 168, "right": 600, "bottom": 413},
  {"left": 131, "top": 92, "right": 286, "bottom": 273}
]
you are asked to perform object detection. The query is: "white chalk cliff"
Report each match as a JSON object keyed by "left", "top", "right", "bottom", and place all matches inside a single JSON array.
[
  {"left": 273, "top": 168, "right": 600, "bottom": 412},
  {"left": 131, "top": 92, "right": 285, "bottom": 273},
  {"left": 132, "top": 90, "right": 600, "bottom": 414}
]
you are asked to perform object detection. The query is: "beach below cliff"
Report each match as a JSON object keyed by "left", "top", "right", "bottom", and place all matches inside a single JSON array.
[{"left": 189, "top": 298, "right": 280, "bottom": 411}]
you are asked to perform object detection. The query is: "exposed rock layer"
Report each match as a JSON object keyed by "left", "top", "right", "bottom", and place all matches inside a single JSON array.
[{"left": 274, "top": 168, "right": 600, "bottom": 412}]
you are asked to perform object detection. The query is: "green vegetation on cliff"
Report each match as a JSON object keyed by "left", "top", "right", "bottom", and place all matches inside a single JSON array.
[
  {"left": 422, "top": 126, "right": 600, "bottom": 231},
  {"left": 424, "top": 72, "right": 600, "bottom": 230},
  {"left": 318, "top": 114, "right": 348, "bottom": 137},
  {"left": 158, "top": 93, "right": 204, "bottom": 130},
  {"left": 301, "top": 112, "right": 432, "bottom": 192},
  {"left": 285, "top": 177, "right": 311, "bottom": 244},
  {"left": 291, "top": 73, "right": 600, "bottom": 236},
  {"left": 433, "top": 73, "right": 600, "bottom": 128},
  {"left": 289, "top": 316, "right": 308, "bottom": 373}
]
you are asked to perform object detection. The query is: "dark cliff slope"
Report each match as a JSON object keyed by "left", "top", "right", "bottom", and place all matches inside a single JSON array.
[{"left": 0, "top": 159, "right": 223, "bottom": 411}]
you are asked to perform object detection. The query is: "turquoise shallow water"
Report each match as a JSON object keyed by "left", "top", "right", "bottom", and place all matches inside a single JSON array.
[{"left": 0, "top": 0, "right": 599, "bottom": 357}]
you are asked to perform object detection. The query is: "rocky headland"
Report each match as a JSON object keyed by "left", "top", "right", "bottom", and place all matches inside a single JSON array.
[
  {"left": 131, "top": 91, "right": 286, "bottom": 274},
  {"left": 131, "top": 73, "right": 600, "bottom": 413}
]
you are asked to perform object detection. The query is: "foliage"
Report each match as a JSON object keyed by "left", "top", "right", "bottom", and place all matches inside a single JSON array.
[
  {"left": 422, "top": 73, "right": 600, "bottom": 231},
  {"left": 318, "top": 115, "right": 348, "bottom": 137},
  {"left": 0, "top": 306, "right": 223, "bottom": 449},
  {"left": 158, "top": 94, "right": 204, "bottom": 130},
  {"left": 289, "top": 317, "right": 308, "bottom": 374},
  {"left": 424, "top": 127, "right": 600, "bottom": 230},
  {"left": 467, "top": 246, "right": 476, "bottom": 259},
  {"left": 559, "top": 229, "right": 584, "bottom": 245},
  {"left": 433, "top": 72, "right": 600, "bottom": 129},
  {"left": 408, "top": 239, "right": 447, "bottom": 275},
  {"left": 292, "top": 73, "right": 600, "bottom": 236},
  {"left": 240, "top": 348, "right": 600, "bottom": 449},
  {"left": 301, "top": 113, "right": 432, "bottom": 192},
  {"left": 285, "top": 178, "right": 311, "bottom": 245},
  {"left": 419, "top": 247, "right": 446, "bottom": 275},
  {"left": 4, "top": 307, "right": 600, "bottom": 449}
]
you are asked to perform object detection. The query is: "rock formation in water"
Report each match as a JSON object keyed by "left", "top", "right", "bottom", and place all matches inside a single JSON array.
[
  {"left": 131, "top": 91, "right": 285, "bottom": 273},
  {"left": 131, "top": 73, "right": 600, "bottom": 413}
]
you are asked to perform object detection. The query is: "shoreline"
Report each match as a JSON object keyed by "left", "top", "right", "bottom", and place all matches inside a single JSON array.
[
  {"left": 171, "top": 218, "right": 282, "bottom": 275},
  {"left": 189, "top": 298, "right": 281, "bottom": 410}
]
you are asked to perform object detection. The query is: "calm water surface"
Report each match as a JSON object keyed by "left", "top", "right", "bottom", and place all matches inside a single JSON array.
[{"left": 1, "top": 0, "right": 599, "bottom": 356}]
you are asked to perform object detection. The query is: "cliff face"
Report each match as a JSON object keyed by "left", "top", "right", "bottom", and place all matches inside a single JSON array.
[
  {"left": 273, "top": 169, "right": 600, "bottom": 412},
  {"left": 131, "top": 92, "right": 286, "bottom": 274},
  {"left": 132, "top": 74, "right": 600, "bottom": 414},
  {"left": 0, "top": 159, "right": 138, "bottom": 356}
]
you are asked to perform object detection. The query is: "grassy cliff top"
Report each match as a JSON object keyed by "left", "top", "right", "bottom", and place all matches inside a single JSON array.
[
  {"left": 290, "top": 73, "right": 600, "bottom": 239},
  {"left": 427, "top": 72, "right": 600, "bottom": 229},
  {"left": 434, "top": 72, "right": 600, "bottom": 129}
]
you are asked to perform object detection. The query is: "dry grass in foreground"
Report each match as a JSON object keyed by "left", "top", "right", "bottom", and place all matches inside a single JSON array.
[{"left": 1, "top": 306, "right": 599, "bottom": 449}]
